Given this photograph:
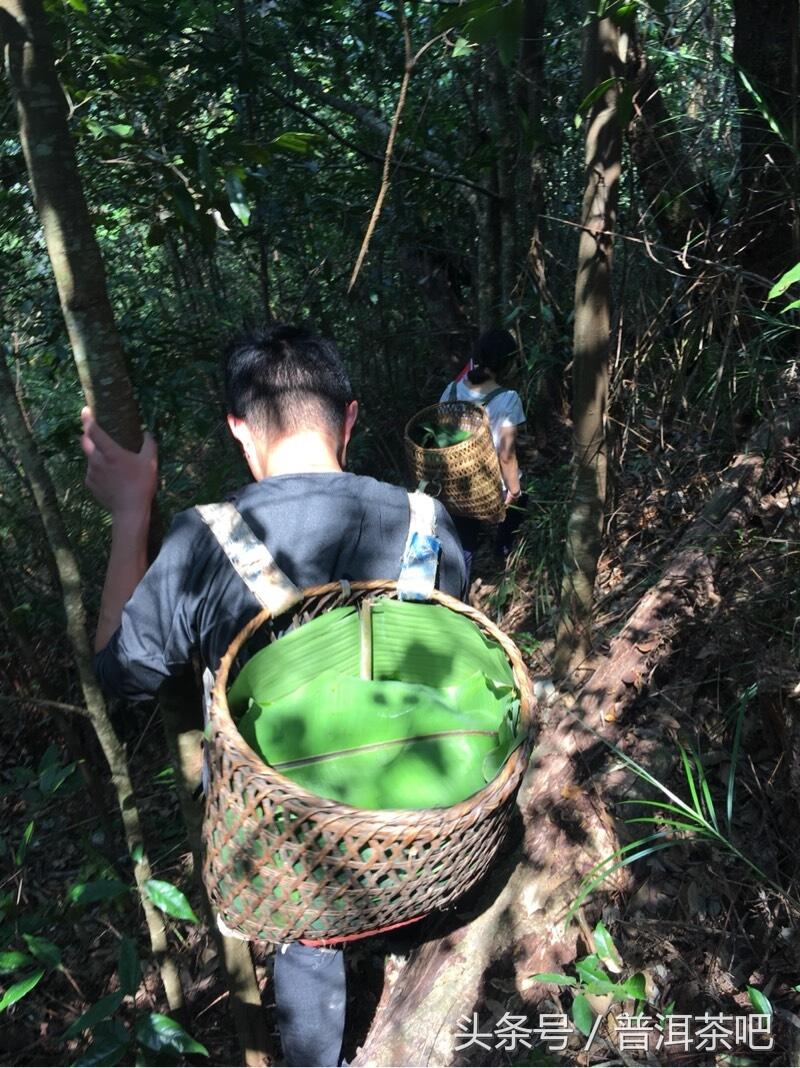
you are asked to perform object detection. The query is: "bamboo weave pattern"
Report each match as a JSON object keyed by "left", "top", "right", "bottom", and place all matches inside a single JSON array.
[
  {"left": 202, "top": 582, "right": 534, "bottom": 943},
  {"left": 404, "top": 402, "right": 506, "bottom": 522}
]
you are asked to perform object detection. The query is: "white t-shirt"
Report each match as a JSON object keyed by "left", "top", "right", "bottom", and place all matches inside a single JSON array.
[{"left": 439, "top": 380, "right": 526, "bottom": 450}]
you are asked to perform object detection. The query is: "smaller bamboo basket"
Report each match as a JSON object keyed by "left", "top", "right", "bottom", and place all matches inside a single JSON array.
[
  {"left": 203, "top": 582, "right": 534, "bottom": 943},
  {"left": 404, "top": 402, "right": 506, "bottom": 522}
]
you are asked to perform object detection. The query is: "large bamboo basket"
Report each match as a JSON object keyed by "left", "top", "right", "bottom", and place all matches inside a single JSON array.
[
  {"left": 404, "top": 402, "right": 506, "bottom": 522},
  {"left": 203, "top": 581, "right": 534, "bottom": 943}
]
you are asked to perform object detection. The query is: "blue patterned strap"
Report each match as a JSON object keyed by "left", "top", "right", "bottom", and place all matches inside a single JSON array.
[
  {"left": 397, "top": 491, "right": 441, "bottom": 603},
  {"left": 196, "top": 502, "right": 303, "bottom": 617}
]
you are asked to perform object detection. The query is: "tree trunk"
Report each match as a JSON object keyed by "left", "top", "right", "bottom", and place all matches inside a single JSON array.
[
  {"left": 0, "top": 356, "right": 184, "bottom": 1016},
  {"left": 733, "top": 0, "right": 799, "bottom": 289},
  {"left": 626, "top": 26, "right": 709, "bottom": 254},
  {"left": 0, "top": 0, "right": 141, "bottom": 449},
  {"left": 553, "top": 11, "right": 625, "bottom": 681},
  {"left": 519, "top": 0, "right": 551, "bottom": 310}
]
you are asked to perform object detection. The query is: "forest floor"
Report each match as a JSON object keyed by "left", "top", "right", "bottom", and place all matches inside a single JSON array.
[{"left": 1, "top": 409, "right": 799, "bottom": 1067}]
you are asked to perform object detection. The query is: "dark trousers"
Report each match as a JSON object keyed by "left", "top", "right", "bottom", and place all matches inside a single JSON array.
[
  {"left": 453, "top": 493, "right": 528, "bottom": 584},
  {"left": 274, "top": 943, "right": 347, "bottom": 1066}
]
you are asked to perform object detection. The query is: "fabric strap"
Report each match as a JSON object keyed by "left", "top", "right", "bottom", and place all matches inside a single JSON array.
[
  {"left": 196, "top": 502, "right": 303, "bottom": 617},
  {"left": 397, "top": 491, "right": 440, "bottom": 602},
  {"left": 447, "top": 381, "right": 508, "bottom": 406}
]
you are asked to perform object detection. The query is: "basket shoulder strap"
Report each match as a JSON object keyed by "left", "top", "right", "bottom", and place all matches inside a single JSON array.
[
  {"left": 196, "top": 502, "right": 302, "bottom": 617},
  {"left": 397, "top": 491, "right": 440, "bottom": 602},
  {"left": 446, "top": 381, "right": 459, "bottom": 402},
  {"left": 477, "top": 386, "right": 509, "bottom": 406}
]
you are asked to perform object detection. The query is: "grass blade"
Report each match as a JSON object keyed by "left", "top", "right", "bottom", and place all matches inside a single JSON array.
[
  {"left": 678, "top": 744, "right": 702, "bottom": 818},
  {"left": 567, "top": 834, "right": 675, "bottom": 924},
  {"left": 727, "top": 684, "right": 756, "bottom": 831}
]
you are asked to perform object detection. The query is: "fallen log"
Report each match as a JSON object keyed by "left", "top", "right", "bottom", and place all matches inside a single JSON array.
[{"left": 354, "top": 407, "right": 800, "bottom": 1067}]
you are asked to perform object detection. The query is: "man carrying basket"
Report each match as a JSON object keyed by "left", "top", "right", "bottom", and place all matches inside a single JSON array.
[{"left": 82, "top": 324, "right": 468, "bottom": 1066}]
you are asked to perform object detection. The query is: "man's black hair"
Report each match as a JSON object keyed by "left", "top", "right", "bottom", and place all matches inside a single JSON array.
[
  {"left": 222, "top": 324, "right": 354, "bottom": 437},
  {"left": 467, "top": 328, "right": 517, "bottom": 385}
]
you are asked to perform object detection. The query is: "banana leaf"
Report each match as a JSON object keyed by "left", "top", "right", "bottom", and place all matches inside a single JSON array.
[
  {"left": 227, "top": 598, "right": 522, "bottom": 809},
  {"left": 276, "top": 734, "right": 497, "bottom": 810},
  {"left": 370, "top": 600, "right": 514, "bottom": 689},
  {"left": 227, "top": 605, "right": 359, "bottom": 716},
  {"left": 238, "top": 675, "right": 498, "bottom": 764}
]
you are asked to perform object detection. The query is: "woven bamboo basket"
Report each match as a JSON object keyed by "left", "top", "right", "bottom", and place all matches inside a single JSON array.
[
  {"left": 203, "top": 581, "right": 534, "bottom": 943},
  {"left": 404, "top": 402, "right": 506, "bottom": 522}
]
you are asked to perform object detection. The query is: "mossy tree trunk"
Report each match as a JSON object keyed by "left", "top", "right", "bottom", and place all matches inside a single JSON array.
[{"left": 553, "top": 9, "right": 625, "bottom": 680}]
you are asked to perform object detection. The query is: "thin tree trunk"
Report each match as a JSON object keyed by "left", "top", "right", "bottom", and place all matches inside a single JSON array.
[
  {"left": 488, "top": 54, "right": 516, "bottom": 311},
  {"left": 553, "top": 10, "right": 625, "bottom": 680},
  {"left": 0, "top": 0, "right": 140, "bottom": 449},
  {"left": 0, "top": 357, "right": 184, "bottom": 1015},
  {"left": 626, "top": 26, "right": 708, "bottom": 253},
  {"left": 733, "top": 0, "right": 799, "bottom": 290}
]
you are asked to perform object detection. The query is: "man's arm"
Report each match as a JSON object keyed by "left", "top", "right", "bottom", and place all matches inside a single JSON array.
[{"left": 80, "top": 407, "right": 158, "bottom": 652}]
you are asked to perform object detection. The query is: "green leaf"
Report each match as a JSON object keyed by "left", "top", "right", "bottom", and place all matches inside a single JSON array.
[
  {"left": 38, "top": 761, "right": 77, "bottom": 795},
  {"left": 0, "top": 951, "right": 33, "bottom": 974},
  {"left": 143, "top": 880, "right": 199, "bottom": 923},
  {"left": 63, "top": 992, "right": 124, "bottom": 1039},
  {"left": 575, "top": 954, "right": 611, "bottom": 987},
  {"left": 15, "top": 820, "right": 35, "bottom": 866},
  {"left": 452, "top": 36, "right": 475, "bottom": 58},
  {"left": 530, "top": 972, "right": 578, "bottom": 986},
  {"left": 73, "top": 1019, "right": 131, "bottom": 1065},
  {"left": 271, "top": 131, "right": 323, "bottom": 155},
  {"left": 727, "top": 684, "right": 756, "bottom": 831},
  {"left": 68, "top": 880, "right": 129, "bottom": 906},
  {"left": 134, "top": 1013, "right": 208, "bottom": 1056},
  {"left": 622, "top": 972, "right": 647, "bottom": 999},
  {"left": 747, "top": 986, "right": 772, "bottom": 1016},
  {"left": 107, "top": 124, "right": 134, "bottom": 139},
  {"left": 576, "top": 76, "right": 619, "bottom": 120},
  {"left": 593, "top": 921, "right": 622, "bottom": 970},
  {"left": 224, "top": 172, "right": 251, "bottom": 227},
  {"left": 0, "top": 968, "right": 45, "bottom": 1011},
  {"left": 780, "top": 298, "right": 800, "bottom": 313},
  {"left": 768, "top": 261, "right": 800, "bottom": 300},
  {"left": 118, "top": 939, "right": 140, "bottom": 997},
  {"left": 22, "top": 934, "right": 61, "bottom": 969},
  {"left": 571, "top": 993, "right": 594, "bottom": 1037},
  {"left": 64, "top": 0, "right": 88, "bottom": 11}
]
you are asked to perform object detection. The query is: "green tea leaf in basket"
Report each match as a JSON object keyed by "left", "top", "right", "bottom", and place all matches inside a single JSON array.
[{"left": 417, "top": 423, "right": 472, "bottom": 448}]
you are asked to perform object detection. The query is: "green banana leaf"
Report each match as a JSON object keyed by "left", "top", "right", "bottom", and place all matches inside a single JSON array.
[
  {"left": 227, "top": 598, "right": 522, "bottom": 810},
  {"left": 238, "top": 675, "right": 498, "bottom": 764},
  {"left": 227, "top": 605, "right": 360, "bottom": 716},
  {"left": 370, "top": 600, "right": 515, "bottom": 689},
  {"left": 277, "top": 735, "right": 498, "bottom": 810}
]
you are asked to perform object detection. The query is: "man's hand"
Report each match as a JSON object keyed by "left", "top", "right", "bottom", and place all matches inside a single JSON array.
[{"left": 81, "top": 406, "right": 158, "bottom": 517}]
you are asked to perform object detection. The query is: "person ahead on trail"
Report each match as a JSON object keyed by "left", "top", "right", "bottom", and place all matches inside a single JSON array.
[
  {"left": 440, "top": 327, "right": 527, "bottom": 578},
  {"left": 82, "top": 324, "right": 467, "bottom": 1068}
]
